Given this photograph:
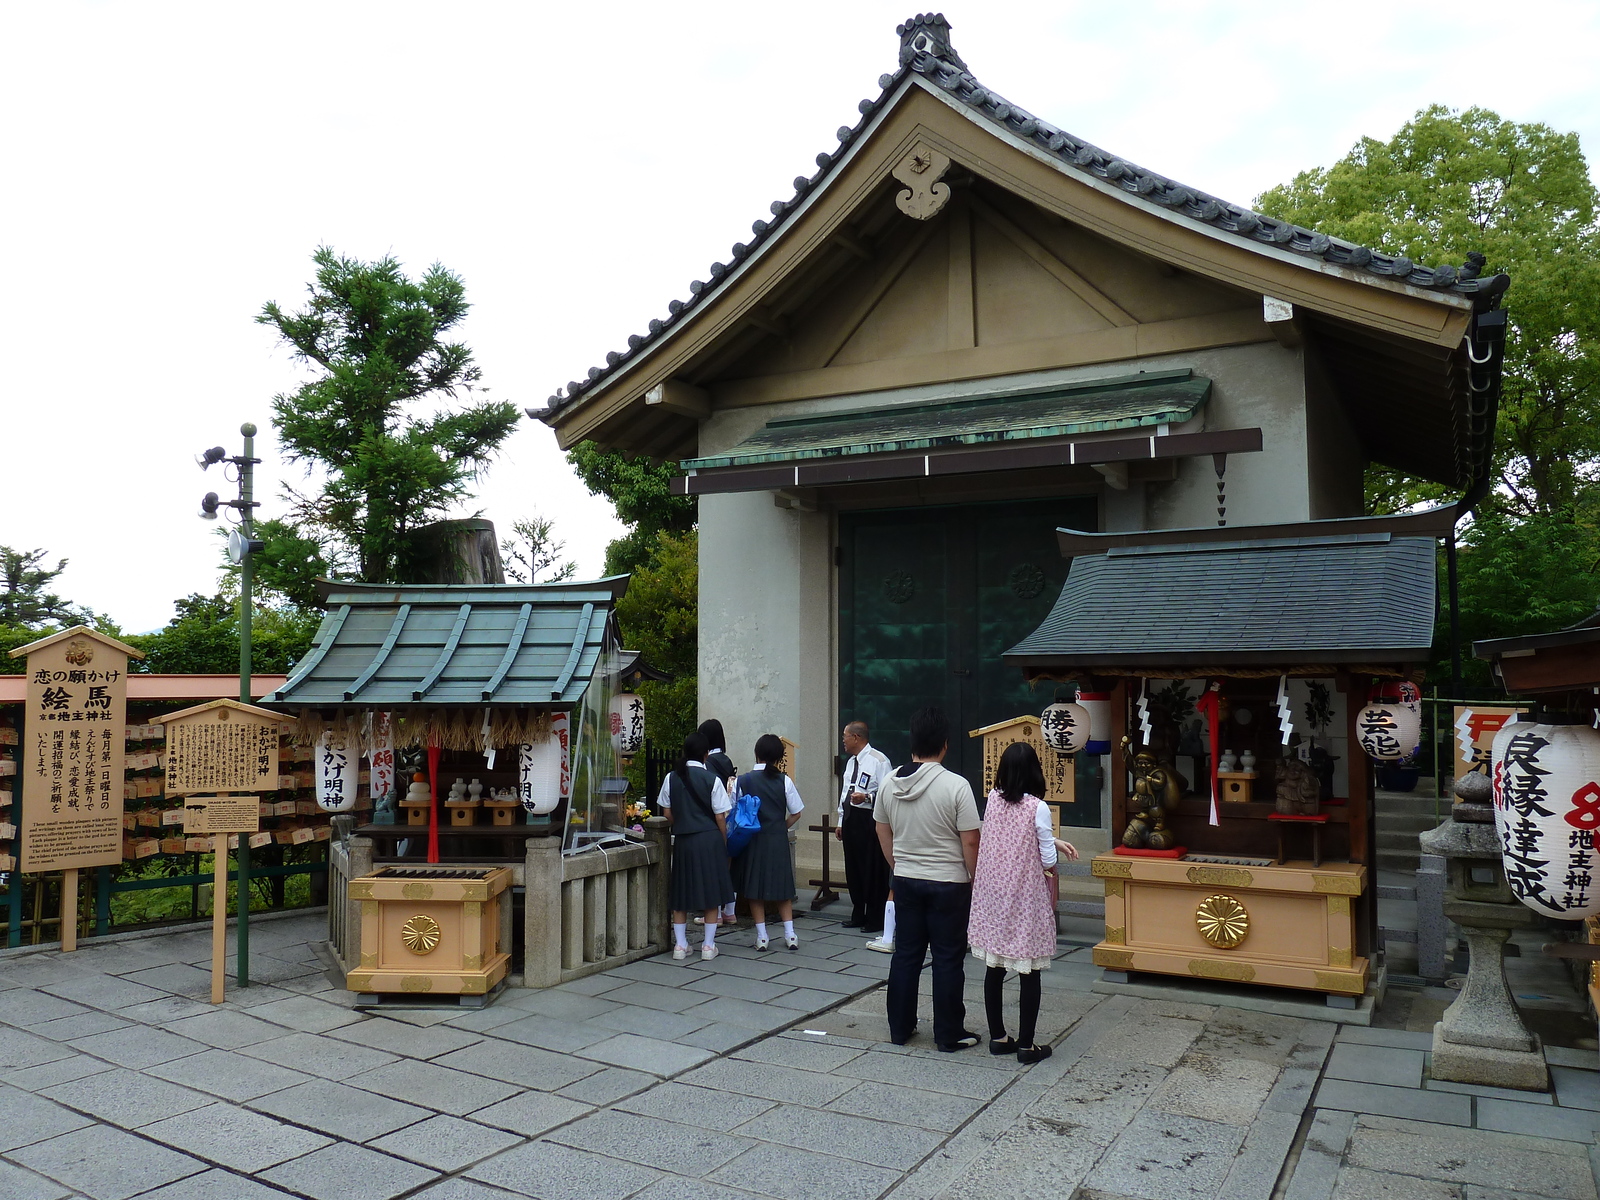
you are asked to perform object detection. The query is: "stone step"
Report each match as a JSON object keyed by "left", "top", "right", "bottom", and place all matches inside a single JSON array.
[
  {"left": 1377, "top": 850, "right": 1421, "bottom": 873},
  {"left": 1377, "top": 829, "right": 1426, "bottom": 851}
]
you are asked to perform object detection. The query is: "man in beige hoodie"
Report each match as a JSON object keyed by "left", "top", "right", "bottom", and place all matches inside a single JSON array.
[{"left": 874, "top": 706, "right": 982, "bottom": 1051}]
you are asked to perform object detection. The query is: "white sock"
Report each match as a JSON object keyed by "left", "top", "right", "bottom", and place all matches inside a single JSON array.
[
  {"left": 783, "top": 920, "right": 796, "bottom": 939},
  {"left": 756, "top": 922, "right": 768, "bottom": 942},
  {"left": 723, "top": 900, "right": 737, "bottom": 918},
  {"left": 704, "top": 922, "right": 717, "bottom": 947},
  {"left": 882, "top": 902, "right": 897, "bottom": 942},
  {"left": 673, "top": 922, "right": 687, "bottom": 950}
]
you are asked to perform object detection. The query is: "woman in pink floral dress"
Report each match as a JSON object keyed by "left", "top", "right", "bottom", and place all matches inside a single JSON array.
[{"left": 967, "top": 742, "right": 1077, "bottom": 1063}]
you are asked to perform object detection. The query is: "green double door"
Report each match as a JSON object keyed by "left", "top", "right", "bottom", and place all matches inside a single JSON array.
[{"left": 838, "top": 497, "right": 1097, "bottom": 821}]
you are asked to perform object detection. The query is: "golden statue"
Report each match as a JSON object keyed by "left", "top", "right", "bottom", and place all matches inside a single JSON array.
[{"left": 1121, "top": 736, "right": 1183, "bottom": 850}]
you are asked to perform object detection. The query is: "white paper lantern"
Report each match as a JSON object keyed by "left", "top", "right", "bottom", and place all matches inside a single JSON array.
[
  {"left": 1079, "top": 691, "right": 1111, "bottom": 754},
  {"left": 1492, "top": 720, "right": 1600, "bottom": 919},
  {"left": 610, "top": 692, "right": 645, "bottom": 756},
  {"left": 315, "top": 732, "right": 357, "bottom": 813},
  {"left": 1356, "top": 701, "right": 1421, "bottom": 761},
  {"left": 519, "top": 737, "right": 562, "bottom": 815},
  {"left": 1041, "top": 700, "right": 1091, "bottom": 756}
]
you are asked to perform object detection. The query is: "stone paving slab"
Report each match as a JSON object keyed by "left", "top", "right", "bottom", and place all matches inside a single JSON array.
[
  {"left": 259, "top": 1138, "right": 440, "bottom": 1200},
  {"left": 139, "top": 1100, "right": 334, "bottom": 1172},
  {"left": 147, "top": 1047, "right": 316, "bottom": 1102},
  {"left": 9, "top": 1122, "right": 205, "bottom": 1200},
  {"left": 368, "top": 1112, "right": 524, "bottom": 1171},
  {"left": 246, "top": 1076, "right": 434, "bottom": 1142}
]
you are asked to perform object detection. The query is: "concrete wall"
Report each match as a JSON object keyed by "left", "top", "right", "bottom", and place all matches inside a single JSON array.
[
  {"left": 697, "top": 490, "right": 837, "bottom": 888},
  {"left": 1303, "top": 344, "right": 1367, "bottom": 520}
]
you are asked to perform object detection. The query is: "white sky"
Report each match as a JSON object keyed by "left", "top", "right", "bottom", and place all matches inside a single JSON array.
[{"left": 4, "top": 1, "right": 1598, "bottom": 632}]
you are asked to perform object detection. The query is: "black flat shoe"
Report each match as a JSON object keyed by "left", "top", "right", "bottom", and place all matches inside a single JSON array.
[
  {"left": 841, "top": 920, "right": 865, "bottom": 929},
  {"left": 1017, "top": 1044, "right": 1053, "bottom": 1065},
  {"left": 989, "top": 1036, "right": 1017, "bottom": 1055},
  {"left": 937, "top": 1031, "right": 982, "bottom": 1052}
]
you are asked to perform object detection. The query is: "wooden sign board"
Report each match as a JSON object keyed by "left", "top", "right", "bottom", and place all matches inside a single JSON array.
[
  {"left": 969, "top": 716, "right": 1076, "bottom": 836},
  {"left": 183, "top": 794, "right": 260, "bottom": 835},
  {"left": 1452, "top": 705, "right": 1527, "bottom": 785},
  {"left": 776, "top": 737, "right": 798, "bottom": 780},
  {"left": 154, "top": 699, "right": 282, "bottom": 795},
  {"left": 11, "top": 627, "right": 141, "bottom": 873}
]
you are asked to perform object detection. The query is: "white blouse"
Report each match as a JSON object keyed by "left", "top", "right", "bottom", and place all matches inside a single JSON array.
[
  {"left": 739, "top": 771, "right": 805, "bottom": 816},
  {"left": 656, "top": 761, "right": 732, "bottom": 815}
]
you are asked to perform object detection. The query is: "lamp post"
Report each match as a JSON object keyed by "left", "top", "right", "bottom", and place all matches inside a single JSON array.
[{"left": 199, "top": 422, "right": 264, "bottom": 986}]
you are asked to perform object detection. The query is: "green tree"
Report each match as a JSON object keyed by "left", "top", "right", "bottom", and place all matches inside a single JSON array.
[
  {"left": 127, "top": 593, "right": 320, "bottom": 675},
  {"left": 500, "top": 515, "right": 577, "bottom": 584},
  {"left": 1257, "top": 105, "right": 1600, "bottom": 519},
  {"left": 566, "top": 443, "right": 696, "bottom": 575},
  {"left": 0, "top": 546, "right": 87, "bottom": 627},
  {"left": 615, "top": 530, "right": 698, "bottom": 756},
  {"left": 259, "top": 248, "right": 520, "bottom": 588}
]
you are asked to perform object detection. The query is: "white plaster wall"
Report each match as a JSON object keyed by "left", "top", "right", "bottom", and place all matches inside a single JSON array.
[{"left": 697, "top": 490, "right": 836, "bottom": 880}]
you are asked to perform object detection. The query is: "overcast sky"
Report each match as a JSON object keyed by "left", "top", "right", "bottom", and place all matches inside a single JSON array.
[{"left": 5, "top": 1, "right": 1598, "bottom": 633}]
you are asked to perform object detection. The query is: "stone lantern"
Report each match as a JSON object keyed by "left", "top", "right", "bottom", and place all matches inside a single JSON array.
[{"left": 1418, "top": 775, "right": 1549, "bottom": 1092}]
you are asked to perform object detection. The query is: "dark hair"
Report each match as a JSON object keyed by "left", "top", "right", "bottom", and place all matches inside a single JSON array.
[
  {"left": 697, "top": 719, "right": 727, "bottom": 752},
  {"left": 754, "top": 733, "right": 785, "bottom": 779},
  {"left": 995, "top": 741, "right": 1046, "bottom": 804},
  {"left": 908, "top": 706, "right": 950, "bottom": 759},
  {"left": 677, "top": 731, "right": 711, "bottom": 789}
]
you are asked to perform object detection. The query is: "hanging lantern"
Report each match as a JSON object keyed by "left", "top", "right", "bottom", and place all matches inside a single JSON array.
[
  {"left": 1491, "top": 720, "right": 1600, "bottom": 920},
  {"left": 1079, "top": 691, "right": 1112, "bottom": 754},
  {"left": 1040, "top": 699, "right": 1091, "bottom": 757},
  {"left": 1356, "top": 697, "right": 1421, "bottom": 761},
  {"left": 519, "top": 736, "right": 562, "bottom": 815},
  {"left": 610, "top": 692, "right": 645, "bottom": 756},
  {"left": 315, "top": 732, "right": 357, "bottom": 813}
]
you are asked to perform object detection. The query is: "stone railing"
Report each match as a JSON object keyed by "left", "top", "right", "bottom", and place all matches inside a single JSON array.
[{"left": 524, "top": 816, "right": 669, "bottom": 986}]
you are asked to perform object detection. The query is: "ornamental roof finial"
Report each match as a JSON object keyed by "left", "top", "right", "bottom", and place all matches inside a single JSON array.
[{"left": 897, "top": 13, "right": 966, "bottom": 71}]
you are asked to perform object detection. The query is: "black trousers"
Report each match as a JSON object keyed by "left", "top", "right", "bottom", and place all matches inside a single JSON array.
[
  {"left": 885, "top": 875, "right": 971, "bottom": 1047},
  {"left": 841, "top": 806, "right": 890, "bottom": 929}
]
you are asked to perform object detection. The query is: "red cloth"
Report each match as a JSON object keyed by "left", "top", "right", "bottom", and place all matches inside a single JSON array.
[
  {"left": 426, "top": 744, "right": 441, "bottom": 864},
  {"left": 1267, "top": 813, "right": 1329, "bottom": 824},
  {"left": 1112, "top": 845, "right": 1188, "bottom": 859}
]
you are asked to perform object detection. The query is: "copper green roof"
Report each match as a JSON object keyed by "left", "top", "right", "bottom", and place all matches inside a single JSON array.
[
  {"left": 682, "top": 369, "right": 1209, "bottom": 471},
  {"left": 259, "top": 578, "right": 627, "bottom": 710}
]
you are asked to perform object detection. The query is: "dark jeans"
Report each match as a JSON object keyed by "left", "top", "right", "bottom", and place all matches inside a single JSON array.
[
  {"left": 886, "top": 875, "right": 972, "bottom": 1046},
  {"left": 841, "top": 807, "right": 890, "bottom": 929}
]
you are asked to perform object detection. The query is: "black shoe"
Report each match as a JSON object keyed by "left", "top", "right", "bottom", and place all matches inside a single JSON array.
[
  {"left": 989, "top": 1036, "right": 1017, "bottom": 1055},
  {"left": 937, "top": 1031, "right": 982, "bottom": 1052},
  {"left": 842, "top": 920, "right": 865, "bottom": 929},
  {"left": 1017, "top": 1044, "right": 1054, "bottom": 1065}
]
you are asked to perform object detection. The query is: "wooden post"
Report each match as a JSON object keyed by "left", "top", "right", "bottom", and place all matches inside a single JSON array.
[
  {"left": 1343, "top": 672, "right": 1377, "bottom": 959},
  {"left": 211, "top": 841, "right": 227, "bottom": 1004},
  {"left": 60, "top": 869, "right": 77, "bottom": 953}
]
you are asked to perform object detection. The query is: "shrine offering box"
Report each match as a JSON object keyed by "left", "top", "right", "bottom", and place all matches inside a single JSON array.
[
  {"left": 1091, "top": 855, "right": 1368, "bottom": 996},
  {"left": 345, "top": 865, "right": 512, "bottom": 997}
]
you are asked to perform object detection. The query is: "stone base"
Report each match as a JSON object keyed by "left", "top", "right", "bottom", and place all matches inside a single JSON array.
[
  {"left": 1092, "top": 965, "right": 1383, "bottom": 1026},
  {"left": 1430, "top": 1022, "right": 1550, "bottom": 1092}
]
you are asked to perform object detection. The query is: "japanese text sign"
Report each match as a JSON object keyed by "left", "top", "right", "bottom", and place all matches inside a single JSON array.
[
  {"left": 155, "top": 700, "right": 283, "bottom": 795},
  {"left": 183, "top": 794, "right": 261, "bottom": 835},
  {"left": 11, "top": 628, "right": 139, "bottom": 872},
  {"left": 316, "top": 732, "right": 357, "bottom": 812}
]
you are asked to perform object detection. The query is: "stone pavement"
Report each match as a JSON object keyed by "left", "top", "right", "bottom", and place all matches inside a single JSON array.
[{"left": 0, "top": 908, "right": 1596, "bottom": 1200}]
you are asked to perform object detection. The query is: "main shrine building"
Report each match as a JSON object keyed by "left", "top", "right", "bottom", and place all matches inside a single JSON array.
[{"left": 532, "top": 15, "right": 1507, "bottom": 863}]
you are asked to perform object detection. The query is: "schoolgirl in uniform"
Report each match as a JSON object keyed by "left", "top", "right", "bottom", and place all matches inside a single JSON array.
[
  {"left": 697, "top": 718, "right": 739, "bottom": 926},
  {"left": 731, "top": 734, "right": 805, "bottom": 950},
  {"left": 660, "top": 730, "right": 735, "bottom": 960}
]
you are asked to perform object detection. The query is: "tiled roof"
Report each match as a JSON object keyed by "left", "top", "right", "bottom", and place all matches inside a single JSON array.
[
  {"left": 537, "top": 14, "right": 1503, "bottom": 425},
  {"left": 1004, "top": 531, "right": 1438, "bottom": 667},
  {"left": 258, "top": 578, "right": 626, "bottom": 709}
]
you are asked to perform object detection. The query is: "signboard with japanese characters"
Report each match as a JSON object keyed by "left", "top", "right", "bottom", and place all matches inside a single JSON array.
[
  {"left": 182, "top": 794, "right": 261, "bottom": 835},
  {"left": 155, "top": 699, "right": 282, "bottom": 795},
  {"left": 1453, "top": 705, "right": 1526, "bottom": 786},
  {"left": 316, "top": 732, "right": 358, "bottom": 812},
  {"left": 10, "top": 627, "right": 142, "bottom": 873}
]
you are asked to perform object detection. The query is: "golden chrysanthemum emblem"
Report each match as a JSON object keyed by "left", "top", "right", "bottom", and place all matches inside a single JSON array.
[
  {"left": 1195, "top": 894, "right": 1250, "bottom": 949},
  {"left": 400, "top": 914, "right": 442, "bottom": 955}
]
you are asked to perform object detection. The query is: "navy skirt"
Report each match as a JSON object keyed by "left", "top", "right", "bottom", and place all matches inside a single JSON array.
[{"left": 670, "top": 829, "right": 735, "bottom": 912}]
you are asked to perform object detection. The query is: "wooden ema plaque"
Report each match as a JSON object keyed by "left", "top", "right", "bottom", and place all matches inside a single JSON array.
[
  {"left": 345, "top": 866, "right": 513, "bottom": 997},
  {"left": 1090, "top": 854, "right": 1368, "bottom": 996},
  {"left": 153, "top": 699, "right": 283, "bottom": 795},
  {"left": 968, "top": 716, "right": 1075, "bottom": 835}
]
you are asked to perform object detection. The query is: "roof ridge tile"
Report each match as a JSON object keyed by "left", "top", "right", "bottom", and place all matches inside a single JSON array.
[{"left": 537, "top": 14, "right": 1497, "bottom": 420}]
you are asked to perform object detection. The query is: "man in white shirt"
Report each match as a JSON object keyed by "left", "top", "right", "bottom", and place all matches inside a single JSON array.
[{"left": 837, "top": 721, "right": 893, "bottom": 934}]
